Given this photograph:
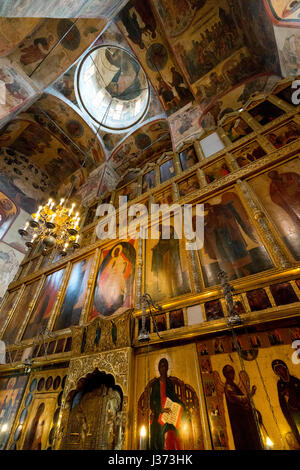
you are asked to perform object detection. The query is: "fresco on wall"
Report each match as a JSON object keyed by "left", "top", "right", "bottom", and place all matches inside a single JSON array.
[
  {"left": 198, "top": 323, "right": 300, "bottom": 449},
  {"left": 169, "top": 103, "right": 202, "bottom": 148},
  {"left": 0, "top": 59, "right": 37, "bottom": 124},
  {"left": 22, "top": 269, "right": 65, "bottom": 341},
  {"left": 136, "top": 345, "right": 204, "bottom": 450},
  {"left": 90, "top": 241, "right": 136, "bottom": 319},
  {"left": 0, "top": 375, "right": 28, "bottom": 450},
  {"left": 146, "top": 221, "right": 191, "bottom": 302},
  {"left": 0, "top": 242, "right": 23, "bottom": 302},
  {"left": 249, "top": 158, "right": 300, "bottom": 260},
  {"left": 0, "top": 147, "right": 52, "bottom": 214},
  {"left": 2, "top": 280, "right": 40, "bottom": 344},
  {"left": 53, "top": 257, "right": 93, "bottom": 331},
  {"left": 265, "top": 0, "right": 300, "bottom": 24},
  {"left": 110, "top": 120, "right": 172, "bottom": 175},
  {"left": 274, "top": 26, "right": 300, "bottom": 77},
  {"left": 117, "top": 0, "right": 194, "bottom": 116},
  {"left": 75, "top": 166, "right": 104, "bottom": 206},
  {"left": 197, "top": 190, "right": 273, "bottom": 287}
]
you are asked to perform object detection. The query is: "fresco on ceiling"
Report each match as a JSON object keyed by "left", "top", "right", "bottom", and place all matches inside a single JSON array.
[
  {"left": 237, "top": 0, "right": 281, "bottom": 75},
  {"left": 273, "top": 26, "right": 300, "bottom": 76},
  {"left": 249, "top": 158, "right": 300, "bottom": 261},
  {"left": 99, "top": 130, "right": 127, "bottom": 154},
  {"left": 89, "top": 241, "right": 136, "bottom": 319},
  {"left": 264, "top": 0, "right": 300, "bottom": 24},
  {"left": 200, "top": 75, "right": 280, "bottom": 130},
  {"left": 198, "top": 323, "right": 300, "bottom": 449},
  {"left": 0, "top": 59, "right": 37, "bottom": 125},
  {"left": 117, "top": 0, "right": 194, "bottom": 116},
  {"left": 197, "top": 190, "right": 273, "bottom": 287},
  {"left": 52, "top": 66, "right": 77, "bottom": 105},
  {"left": 10, "top": 18, "right": 106, "bottom": 88},
  {"left": 0, "top": 0, "right": 128, "bottom": 19},
  {"left": 0, "top": 375, "right": 28, "bottom": 450},
  {"left": 110, "top": 119, "right": 172, "bottom": 175},
  {"left": 33, "top": 94, "right": 105, "bottom": 166},
  {"left": 145, "top": 219, "right": 191, "bottom": 302},
  {"left": 168, "top": 103, "right": 202, "bottom": 148},
  {"left": 194, "top": 47, "right": 262, "bottom": 108},
  {"left": 0, "top": 18, "right": 41, "bottom": 57},
  {"left": 0, "top": 242, "right": 23, "bottom": 302},
  {"left": 136, "top": 345, "right": 204, "bottom": 450},
  {"left": 8, "top": 121, "right": 85, "bottom": 185},
  {"left": 0, "top": 191, "right": 18, "bottom": 239},
  {"left": 156, "top": 0, "right": 243, "bottom": 85}
]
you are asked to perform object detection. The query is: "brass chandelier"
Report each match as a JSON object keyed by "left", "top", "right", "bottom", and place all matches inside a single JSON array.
[{"left": 19, "top": 198, "right": 81, "bottom": 256}]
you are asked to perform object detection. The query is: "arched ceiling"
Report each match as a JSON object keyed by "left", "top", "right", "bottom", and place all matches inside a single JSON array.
[{"left": 0, "top": 0, "right": 299, "bottom": 200}]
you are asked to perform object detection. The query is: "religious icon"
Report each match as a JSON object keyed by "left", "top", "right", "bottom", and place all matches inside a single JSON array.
[
  {"left": 2, "top": 280, "right": 40, "bottom": 344},
  {"left": 146, "top": 223, "right": 191, "bottom": 301},
  {"left": 248, "top": 100, "right": 284, "bottom": 125},
  {"left": 53, "top": 257, "right": 93, "bottom": 331},
  {"left": 246, "top": 289, "right": 272, "bottom": 311},
  {"left": 266, "top": 121, "right": 300, "bottom": 148},
  {"left": 142, "top": 170, "right": 155, "bottom": 193},
  {"left": 169, "top": 309, "right": 184, "bottom": 329},
  {"left": 179, "top": 147, "right": 198, "bottom": 171},
  {"left": 149, "top": 358, "right": 184, "bottom": 450},
  {"left": 198, "top": 191, "right": 273, "bottom": 286},
  {"left": 22, "top": 402, "right": 45, "bottom": 450},
  {"left": 249, "top": 159, "right": 300, "bottom": 259},
  {"left": 233, "top": 141, "right": 266, "bottom": 168},
  {"left": 178, "top": 174, "right": 200, "bottom": 198},
  {"left": 272, "top": 359, "right": 300, "bottom": 446},
  {"left": 270, "top": 282, "right": 298, "bottom": 306},
  {"left": 0, "top": 375, "right": 28, "bottom": 450},
  {"left": 213, "top": 366, "right": 263, "bottom": 449},
  {"left": 90, "top": 242, "right": 136, "bottom": 319},
  {"left": 222, "top": 118, "right": 252, "bottom": 143},
  {"left": 204, "top": 160, "right": 230, "bottom": 183},
  {"left": 204, "top": 300, "right": 224, "bottom": 321},
  {"left": 22, "top": 269, "right": 65, "bottom": 340},
  {"left": 160, "top": 159, "right": 175, "bottom": 183}
]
